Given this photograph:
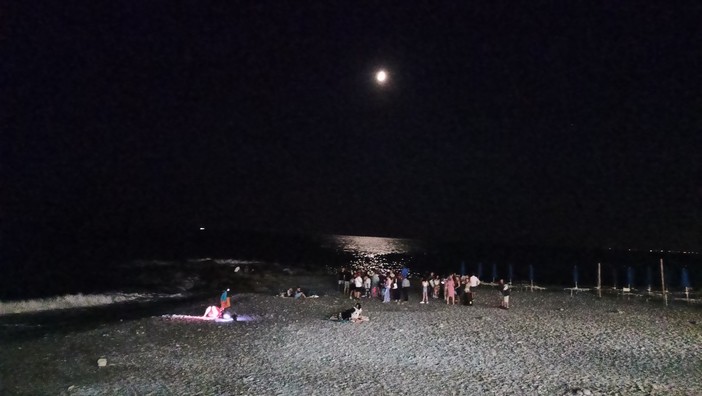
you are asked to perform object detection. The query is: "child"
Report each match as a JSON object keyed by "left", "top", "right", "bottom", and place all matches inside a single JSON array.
[
  {"left": 499, "top": 279, "right": 510, "bottom": 309},
  {"left": 421, "top": 278, "right": 429, "bottom": 304}
]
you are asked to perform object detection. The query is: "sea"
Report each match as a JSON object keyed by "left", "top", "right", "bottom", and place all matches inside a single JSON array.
[{"left": 2, "top": 227, "right": 700, "bottom": 313}]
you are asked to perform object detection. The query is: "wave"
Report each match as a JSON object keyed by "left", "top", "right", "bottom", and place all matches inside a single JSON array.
[{"left": 0, "top": 292, "right": 182, "bottom": 316}]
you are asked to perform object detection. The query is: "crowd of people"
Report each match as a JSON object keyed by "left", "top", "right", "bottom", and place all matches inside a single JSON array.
[
  {"left": 202, "top": 269, "right": 509, "bottom": 325},
  {"left": 336, "top": 267, "right": 508, "bottom": 308}
]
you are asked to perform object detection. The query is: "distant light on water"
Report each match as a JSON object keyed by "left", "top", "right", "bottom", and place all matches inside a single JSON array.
[
  {"left": 199, "top": 227, "right": 205, "bottom": 231},
  {"left": 324, "top": 235, "right": 423, "bottom": 273},
  {"left": 330, "top": 235, "right": 418, "bottom": 256}
]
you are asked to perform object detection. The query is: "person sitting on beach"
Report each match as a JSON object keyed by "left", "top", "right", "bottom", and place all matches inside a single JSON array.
[
  {"left": 294, "top": 287, "right": 307, "bottom": 300},
  {"left": 203, "top": 305, "right": 220, "bottom": 319},
  {"left": 330, "top": 303, "right": 369, "bottom": 323},
  {"left": 281, "top": 288, "right": 294, "bottom": 297}
]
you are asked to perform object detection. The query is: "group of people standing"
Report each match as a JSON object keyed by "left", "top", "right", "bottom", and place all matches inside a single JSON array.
[
  {"left": 337, "top": 267, "right": 412, "bottom": 303},
  {"left": 337, "top": 267, "right": 511, "bottom": 309},
  {"left": 423, "top": 272, "right": 482, "bottom": 305}
]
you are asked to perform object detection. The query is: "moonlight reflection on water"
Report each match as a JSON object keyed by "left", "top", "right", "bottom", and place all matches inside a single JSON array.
[{"left": 325, "top": 235, "right": 424, "bottom": 272}]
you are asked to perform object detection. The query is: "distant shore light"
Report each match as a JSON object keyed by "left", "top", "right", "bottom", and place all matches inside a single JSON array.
[{"left": 199, "top": 227, "right": 206, "bottom": 231}]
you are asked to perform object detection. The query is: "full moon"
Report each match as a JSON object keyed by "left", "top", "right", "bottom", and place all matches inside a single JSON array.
[{"left": 375, "top": 69, "right": 388, "bottom": 84}]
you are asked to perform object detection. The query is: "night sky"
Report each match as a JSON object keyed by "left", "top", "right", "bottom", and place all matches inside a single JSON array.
[{"left": 3, "top": 2, "right": 701, "bottom": 250}]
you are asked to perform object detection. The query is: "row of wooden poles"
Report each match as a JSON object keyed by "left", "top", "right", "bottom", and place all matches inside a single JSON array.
[{"left": 595, "top": 258, "right": 670, "bottom": 306}]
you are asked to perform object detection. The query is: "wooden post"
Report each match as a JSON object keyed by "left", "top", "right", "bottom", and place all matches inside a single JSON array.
[
  {"left": 597, "top": 262, "right": 602, "bottom": 298},
  {"left": 660, "top": 258, "right": 667, "bottom": 307}
]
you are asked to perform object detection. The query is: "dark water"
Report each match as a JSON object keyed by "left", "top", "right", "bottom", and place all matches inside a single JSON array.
[{"left": 2, "top": 227, "right": 700, "bottom": 300}]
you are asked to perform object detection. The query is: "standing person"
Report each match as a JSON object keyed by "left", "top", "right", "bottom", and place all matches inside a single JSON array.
[
  {"left": 433, "top": 274, "right": 442, "bottom": 299},
  {"left": 383, "top": 275, "right": 392, "bottom": 303},
  {"left": 353, "top": 272, "right": 363, "bottom": 300},
  {"left": 371, "top": 271, "right": 380, "bottom": 299},
  {"left": 220, "top": 288, "right": 231, "bottom": 312},
  {"left": 499, "top": 279, "right": 510, "bottom": 309},
  {"left": 445, "top": 276, "right": 456, "bottom": 305},
  {"left": 421, "top": 278, "right": 430, "bottom": 304},
  {"left": 337, "top": 267, "right": 346, "bottom": 292},
  {"left": 469, "top": 273, "right": 480, "bottom": 289},
  {"left": 462, "top": 278, "right": 474, "bottom": 306},
  {"left": 401, "top": 275, "right": 410, "bottom": 302},
  {"left": 343, "top": 269, "right": 351, "bottom": 296},
  {"left": 469, "top": 272, "right": 480, "bottom": 303},
  {"left": 363, "top": 274, "right": 371, "bottom": 298},
  {"left": 392, "top": 276, "right": 401, "bottom": 303},
  {"left": 453, "top": 274, "right": 461, "bottom": 301}
]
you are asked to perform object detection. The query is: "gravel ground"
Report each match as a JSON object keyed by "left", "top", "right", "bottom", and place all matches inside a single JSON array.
[{"left": 1, "top": 278, "right": 701, "bottom": 396}]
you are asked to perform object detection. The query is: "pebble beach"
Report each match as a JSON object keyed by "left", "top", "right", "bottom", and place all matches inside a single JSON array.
[{"left": 1, "top": 273, "right": 701, "bottom": 396}]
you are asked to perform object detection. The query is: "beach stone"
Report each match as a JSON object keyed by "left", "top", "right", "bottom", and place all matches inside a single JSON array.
[{"left": 97, "top": 357, "right": 107, "bottom": 367}]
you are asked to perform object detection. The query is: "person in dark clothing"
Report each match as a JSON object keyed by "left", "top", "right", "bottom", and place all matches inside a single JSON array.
[
  {"left": 401, "top": 276, "right": 410, "bottom": 302},
  {"left": 337, "top": 267, "right": 345, "bottom": 292},
  {"left": 499, "top": 279, "right": 510, "bottom": 309},
  {"left": 342, "top": 269, "right": 351, "bottom": 296}
]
